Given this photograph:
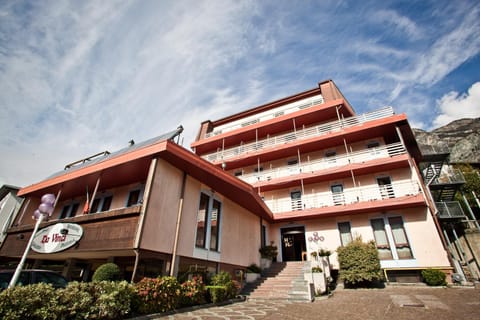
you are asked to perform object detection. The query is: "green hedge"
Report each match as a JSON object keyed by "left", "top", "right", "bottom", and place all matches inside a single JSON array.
[
  {"left": 421, "top": 269, "right": 447, "bottom": 286},
  {"left": 0, "top": 281, "right": 137, "bottom": 320},
  {"left": 92, "top": 263, "right": 121, "bottom": 282},
  {"left": 337, "top": 238, "right": 383, "bottom": 287},
  {"left": 0, "top": 273, "right": 240, "bottom": 319}
]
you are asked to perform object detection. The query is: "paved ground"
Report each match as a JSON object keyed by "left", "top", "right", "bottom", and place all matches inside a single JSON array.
[{"left": 142, "top": 286, "right": 479, "bottom": 320}]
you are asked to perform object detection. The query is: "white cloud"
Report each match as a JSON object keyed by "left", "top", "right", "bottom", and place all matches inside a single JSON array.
[
  {"left": 373, "top": 9, "right": 423, "bottom": 40},
  {"left": 432, "top": 82, "right": 480, "bottom": 128}
]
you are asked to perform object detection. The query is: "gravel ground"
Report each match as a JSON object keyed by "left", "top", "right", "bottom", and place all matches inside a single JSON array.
[
  {"left": 139, "top": 286, "right": 479, "bottom": 320},
  {"left": 259, "top": 286, "right": 480, "bottom": 320}
]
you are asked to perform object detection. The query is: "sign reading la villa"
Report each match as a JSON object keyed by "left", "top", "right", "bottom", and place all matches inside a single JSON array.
[{"left": 31, "top": 223, "right": 83, "bottom": 254}]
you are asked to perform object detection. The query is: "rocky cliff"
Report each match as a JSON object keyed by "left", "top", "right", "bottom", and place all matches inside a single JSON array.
[{"left": 413, "top": 118, "right": 480, "bottom": 163}]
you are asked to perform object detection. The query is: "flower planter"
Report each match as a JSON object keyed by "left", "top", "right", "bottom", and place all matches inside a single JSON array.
[
  {"left": 245, "top": 272, "right": 260, "bottom": 283},
  {"left": 260, "top": 258, "right": 272, "bottom": 269}
]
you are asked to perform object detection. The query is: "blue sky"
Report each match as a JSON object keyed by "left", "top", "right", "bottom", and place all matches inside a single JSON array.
[{"left": 0, "top": 0, "right": 479, "bottom": 187}]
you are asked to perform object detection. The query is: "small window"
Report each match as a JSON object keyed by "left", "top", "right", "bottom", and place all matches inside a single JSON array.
[
  {"left": 254, "top": 166, "right": 264, "bottom": 173},
  {"left": 127, "top": 190, "right": 141, "bottom": 207},
  {"left": 101, "top": 196, "right": 113, "bottom": 211},
  {"left": 287, "top": 159, "right": 298, "bottom": 166},
  {"left": 234, "top": 171, "right": 242, "bottom": 177},
  {"left": 338, "top": 222, "right": 352, "bottom": 246},
  {"left": 209, "top": 199, "right": 221, "bottom": 251},
  {"left": 90, "top": 199, "right": 100, "bottom": 213},
  {"left": 59, "top": 203, "right": 79, "bottom": 219},
  {"left": 325, "top": 150, "right": 337, "bottom": 164}
]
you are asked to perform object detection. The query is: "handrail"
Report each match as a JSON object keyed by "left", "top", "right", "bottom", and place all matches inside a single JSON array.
[
  {"left": 264, "top": 180, "right": 420, "bottom": 214},
  {"left": 203, "top": 106, "right": 394, "bottom": 162},
  {"left": 205, "top": 95, "right": 325, "bottom": 138},
  {"left": 238, "top": 142, "right": 406, "bottom": 184}
]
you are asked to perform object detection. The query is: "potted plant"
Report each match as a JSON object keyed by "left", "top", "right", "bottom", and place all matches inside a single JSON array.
[
  {"left": 245, "top": 264, "right": 261, "bottom": 283},
  {"left": 259, "top": 241, "right": 278, "bottom": 269}
]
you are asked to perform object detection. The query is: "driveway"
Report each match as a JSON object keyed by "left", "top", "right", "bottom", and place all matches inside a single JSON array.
[{"left": 143, "top": 286, "right": 480, "bottom": 320}]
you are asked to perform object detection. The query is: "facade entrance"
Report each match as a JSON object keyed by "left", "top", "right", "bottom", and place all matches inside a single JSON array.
[{"left": 281, "top": 226, "right": 306, "bottom": 261}]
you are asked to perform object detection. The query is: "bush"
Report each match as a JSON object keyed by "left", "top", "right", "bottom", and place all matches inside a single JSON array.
[
  {"left": 421, "top": 269, "right": 447, "bottom": 286},
  {"left": 210, "top": 271, "right": 238, "bottom": 299},
  {"left": 337, "top": 238, "right": 383, "bottom": 287},
  {"left": 180, "top": 276, "right": 206, "bottom": 307},
  {"left": 259, "top": 241, "right": 278, "bottom": 259},
  {"left": 0, "top": 281, "right": 138, "bottom": 320},
  {"left": 0, "top": 283, "right": 59, "bottom": 320},
  {"left": 246, "top": 264, "right": 261, "bottom": 273},
  {"left": 92, "top": 263, "right": 121, "bottom": 282},
  {"left": 135, "top": 276, "right": 181, "bottom": 314},
  {"left": 311, "top": 266, "right": 323, "bottom": 273},
  {"left": 205, "top": 286, "right": 227, "bottom": 303}
]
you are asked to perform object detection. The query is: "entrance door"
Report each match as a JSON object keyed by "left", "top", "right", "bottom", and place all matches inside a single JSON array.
[{"left": 281, "top": 226, "right": 306, "bottom": 261}]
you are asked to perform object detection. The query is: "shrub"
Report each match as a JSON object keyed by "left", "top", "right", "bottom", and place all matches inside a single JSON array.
[
  {"left": 92, "top": 263, "right": 121, "bottom": 282},
  {"left": 135, "top": 276, "right": 181, "bottom": 314},
  {"left": 421, "top": 269, "right": 447, "bottom": 286},
  {"left": 246, "top": 264, "right": 261, "bottom": 273},
  {"left": 337, "top": 238, "right": 383, "bottom": 287},
  {"left": 311, "top": 266, "right": 323, "bottom": 273},
  {"left": 259, "top": 241, "right": 278, "bottom": 259},
  {"left": 205, "top": 286, "right": 227, "bottom": 303},
  {"left": 0, "top": 283, "right": 59, "bottom": 320},
  {"left": 180, "top": 276, "right": 206, "bottom": 307},
  {"left": 210, "top": 271, "right": 238, "bottom": 299}
]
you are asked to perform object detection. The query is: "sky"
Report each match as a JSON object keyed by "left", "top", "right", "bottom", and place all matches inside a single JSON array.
[{"left": 0, "top": 0, "right": 479, "bottom": 188}]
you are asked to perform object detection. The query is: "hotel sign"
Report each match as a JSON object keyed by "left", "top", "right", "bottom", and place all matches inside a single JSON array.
[{"left": 31, "top": 223, "right": 83, "bottom": 253}]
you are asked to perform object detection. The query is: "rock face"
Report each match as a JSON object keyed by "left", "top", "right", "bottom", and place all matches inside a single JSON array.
[{"left": 413, "top": 118, "right": 480, "bottom": 164}]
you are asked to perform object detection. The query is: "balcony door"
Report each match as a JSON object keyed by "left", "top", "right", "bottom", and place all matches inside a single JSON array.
[
  {"left": 377, "top": 177, "right": 394, "bottom": 199},
  {"left": 331, "top": 184, "right": 345, "bottom": 205},
  {"left": 281, "top": 226, "right": 306, "bottom": 262},
  {"left": 290, "top": 191, "right": 302, "bottom": 211}
]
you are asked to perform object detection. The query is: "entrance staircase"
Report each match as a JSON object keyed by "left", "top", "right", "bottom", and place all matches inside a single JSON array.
[{"left": 241, "top": 261, "right": 312, "bottom": 301}]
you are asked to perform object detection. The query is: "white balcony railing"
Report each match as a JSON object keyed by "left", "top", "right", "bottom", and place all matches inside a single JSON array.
[
  {"left": 238, "top": 142, "right": 406, "bottom": 184},
  {"left": 264, "top": 180, "right": 421, "bottom": 214},
  {"left": 205, "top": 94, "right": 325, "bottom": 138},
  {"left": 203, "top": 106, "right": 394, "bottom": 162}
]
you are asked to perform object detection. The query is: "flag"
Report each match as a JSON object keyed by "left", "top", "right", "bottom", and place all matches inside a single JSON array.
[{"left": 83, "top": 186, "right": 89, "bottom": 214}]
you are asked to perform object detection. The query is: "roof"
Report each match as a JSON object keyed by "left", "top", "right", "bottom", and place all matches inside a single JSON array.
[
  {"left": 17, "top": 127, "right": 273, "bottom": 222},
  {"left": 0, "top": 185, "right": 20, "bottom": 200}
]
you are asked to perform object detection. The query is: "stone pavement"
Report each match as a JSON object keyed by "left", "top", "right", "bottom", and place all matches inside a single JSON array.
[{"left": 138, "top": 286, "right": 480, "bottom": 320}]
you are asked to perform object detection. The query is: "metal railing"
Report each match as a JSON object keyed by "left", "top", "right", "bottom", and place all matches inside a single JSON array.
[
  {"left": 431, "top": 168, "right": 466, "bottom": 185},
  {"left": 238, "top": 142, "right": 406, "bottom": 184},
  {"left": 264, "top": 179, "right": 421, "bottom": 214},
  {"left": 435, "top": 201, "right": 466, "bottom": 219},
  {"left": 205, "top": 95, "right": 325, "bottom": 138},
  {"left": 203, "top": 106, "right": 395, "bottom": 162}
]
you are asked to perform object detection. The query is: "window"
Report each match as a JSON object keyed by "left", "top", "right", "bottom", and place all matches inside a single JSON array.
[
  {"left": 388, "top": 217, "right": 413, "bottom": 259},
  {"left": 371, "top": 218, "right": 393, "bottom": 260},
  {"left": 234, "top": 171, "right": 242, "bottom": 177},
  {"left": 90, "top": 195, "right": 113, "bottom": 213},
  {"left": 325, "top": 150, "right": 337, "bottom": 164},
  {"left": 195, "top": 192, "right": 222, "bottom": 252},
  {"left": 370, "top": 216, "right": 413, "bottom": 260},
  {"left": 210, "top": 199, "right": 221, "bottom": 251},
  {"left": 59, "top": 203, "right": 79, "bottom": 219},
  {"left": 338, "top": 222, "right": 352, "bottom": 246},
  {"left": 127, "top": 189, "right": 141, "bottom": 207},
  {"left": 195, "top": 193, "right": 209, "bottom": 248}
]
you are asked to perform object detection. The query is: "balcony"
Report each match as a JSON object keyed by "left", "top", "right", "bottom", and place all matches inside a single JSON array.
[
  {"left": 435, "top": 201, "right": 466, "bottom": 219},
  {"left": 203, "top": 106, "right": 394, "bottom": 163},
  {"left": 264, "top": 180, "right": 421, "bottom": 214},
  {"left": 430, "top": 168, "right": 466, "bottom": 186},
  {"left": 238, "top": 142, "right": 406, "bottom": 184},
  {"left": 205, "top": 94, "right": 325, "bottom": 139}
]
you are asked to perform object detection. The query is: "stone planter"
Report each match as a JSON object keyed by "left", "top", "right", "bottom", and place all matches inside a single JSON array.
[
  {"left": 304, "top": 272, "right": 326, "bottom": 295},
  {"left": 245, "top": 272, "right": 261, "bottom": 283},
  {"left": 260, "top": 258, "right": 272, "bottom": 269}
]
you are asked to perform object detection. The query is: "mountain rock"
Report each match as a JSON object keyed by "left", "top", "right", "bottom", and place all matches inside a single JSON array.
[{"left": 413, "top": 118, "right": 480, "bottom": 164}]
